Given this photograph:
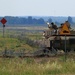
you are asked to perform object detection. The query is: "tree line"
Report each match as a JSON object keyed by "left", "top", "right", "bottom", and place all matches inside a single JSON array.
[{"left": 0, "top": 16, "right": 74, "bottom": 25}]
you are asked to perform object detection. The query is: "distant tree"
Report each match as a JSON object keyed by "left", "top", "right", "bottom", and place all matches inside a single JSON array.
[
  {"left": 0, "top": 16, "right": 53, "bottom": 25},
  {"left": 19, "top": 18, "right": 28, "bottom": 24},
  {"left": 55, "top": 21, "right": 60, "bottom": 25},
  {"left": 48, "top": 18, "right": 52, "bottom": 23},
  {"left": 33, "top": 18, "right": 38, "bottom": 24},
  {"left": 68, "top": 16, "right": 73, "bottom": 24},
  {"left": 5, "top": 16, "right": 16, "bottom": 24},
  {"left": 27, "top": 16, "right": 33, "bottom": 24},
  {"left": 37, "top": 18, "right": 45, "bottom": 24}
]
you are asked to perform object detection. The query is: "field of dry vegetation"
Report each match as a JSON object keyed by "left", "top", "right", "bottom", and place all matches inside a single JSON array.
[
  {"left": 0, "top": 56, "right": 75, "bottom": 75},
  {"left": 0, "top": 26, "right": 75, "bottom": 75}
]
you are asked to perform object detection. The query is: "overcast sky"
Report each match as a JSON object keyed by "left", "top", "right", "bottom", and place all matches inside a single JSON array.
[{"left": 0, "top": 0, "right": 75, "bottom": 16}]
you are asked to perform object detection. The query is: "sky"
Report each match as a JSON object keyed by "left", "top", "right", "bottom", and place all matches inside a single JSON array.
[{"left": 0, "top": 0, "right": 75, "bottom": 17}]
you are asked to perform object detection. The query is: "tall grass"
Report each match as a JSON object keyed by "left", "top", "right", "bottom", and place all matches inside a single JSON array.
[{"left": 0, "top": 58, "right": 75, "bottom": 75}]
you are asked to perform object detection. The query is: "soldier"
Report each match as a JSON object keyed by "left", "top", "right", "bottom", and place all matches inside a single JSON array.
[
  {"left": 51, "top": 22, "right": 57, "bottom": 29},
  {"left": 46, "top": 22, "right": 51, "bottom": 29},
  {"left": 58, "top": 23, "right": 64, "bottom": 34},
  {"left": 60, "top": 23, "right": 64, "bottom": 28},
  {"left": 51, "top": 22, "right": 58, "bottom": 34},
  {"left": 65, "top": 21, "right": 71, "bottom": 29},
  {"left": 43, "top": 31, "right": 46, "bottom": 36}
]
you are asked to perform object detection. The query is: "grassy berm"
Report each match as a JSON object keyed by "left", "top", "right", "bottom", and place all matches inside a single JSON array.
[{"left": 0, "top": 37, "right": 36, "bottom": 51}]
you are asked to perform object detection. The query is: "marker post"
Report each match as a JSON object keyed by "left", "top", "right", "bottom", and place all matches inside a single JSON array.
[
  {"left": 0, "top": 18, "right": 7, "bottom": 38},
  {"left": 3, "top": 25, "right": 5, "bottom": 38},
  {"left": 65, "top": 35, "right": 67, "bottom": 61}
]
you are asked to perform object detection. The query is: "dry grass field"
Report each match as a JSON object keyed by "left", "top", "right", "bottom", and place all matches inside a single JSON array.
[
  {"left": 0, "top": 26, "right": 75, "bottom": 75},
  {"left": 0, "top": 55, "right": 75, "bottom": 75}
]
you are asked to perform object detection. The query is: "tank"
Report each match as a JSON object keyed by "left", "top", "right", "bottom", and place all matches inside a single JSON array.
[{"left": 41, "top": 21, "right": 75, "bottom": 53}]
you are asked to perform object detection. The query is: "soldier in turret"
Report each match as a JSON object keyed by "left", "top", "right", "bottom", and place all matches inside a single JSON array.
[
  {"left": 46, "top": 22, "right": 51, "bottom": 29},
  {"left": 65, "top": 21, "right": 71, "bottom": 29},
  {"left": 51, "top": 22, "right": 58, "bottom": 34}
]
